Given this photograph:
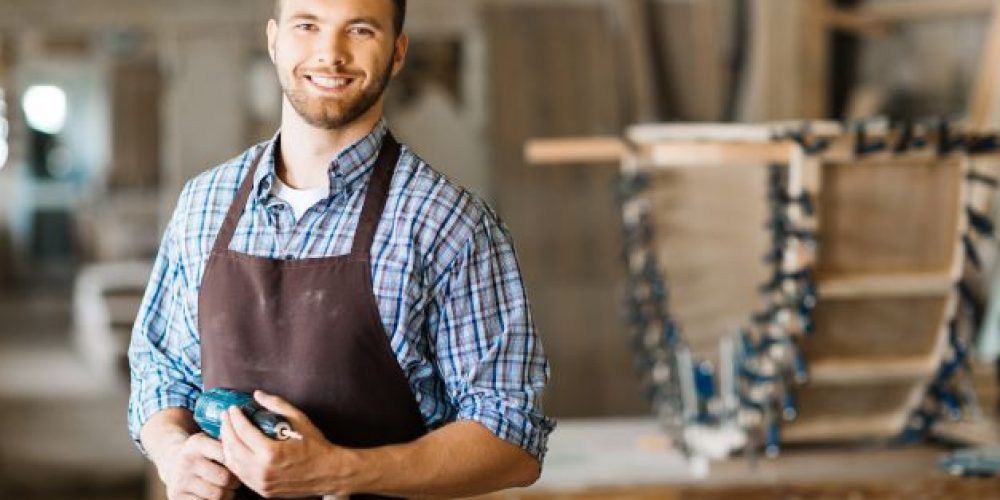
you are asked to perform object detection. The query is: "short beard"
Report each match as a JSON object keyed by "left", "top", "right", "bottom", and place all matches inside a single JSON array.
[{"left": 281, "top": 50, "right": 396, "bottom": 130}]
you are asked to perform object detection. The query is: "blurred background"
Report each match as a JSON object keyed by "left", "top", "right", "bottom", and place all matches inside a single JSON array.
[{"left": 4, "top": 0, "right": 1000, "bottom": 498}]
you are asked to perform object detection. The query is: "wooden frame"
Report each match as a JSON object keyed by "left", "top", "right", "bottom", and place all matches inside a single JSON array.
[{"left": 525, "top": 121, "right": 976, "bottom": 444}]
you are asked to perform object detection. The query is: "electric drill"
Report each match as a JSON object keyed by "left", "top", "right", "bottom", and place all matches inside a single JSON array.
[{"left": 194, "top": 387, "right": 303, "bottom": 441}]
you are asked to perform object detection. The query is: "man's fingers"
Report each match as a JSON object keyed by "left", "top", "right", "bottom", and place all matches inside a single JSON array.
[
  {"left": 224, "top": 473, "right": 242, "bottom": 490},
  {"left": 226, "top": 406, "right": 272, "bottom": 451},
  {"left": 254, "top": 390, "right": 306, "bottom": 420},
  {"left": 220, "top": 410, "right": 252, "bottom": 458},
  {"left": 186, "top": 432, "right": 224, "bottom": 463},
  {"left": 178, "top": 475, "right": 226, "bottom": 500},
  {"left": 192, "top": 457, "right": 236, "bottom": 489},
  {"left": 254, "top": 390, "right": 317, "bottom": 433}
]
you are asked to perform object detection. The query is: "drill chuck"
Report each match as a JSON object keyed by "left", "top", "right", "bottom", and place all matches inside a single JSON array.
[{"left": 194, "top": 388, "right": 301, "bottom": 441}]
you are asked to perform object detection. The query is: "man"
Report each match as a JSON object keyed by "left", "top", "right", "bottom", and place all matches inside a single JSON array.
[{"left": 127, "top": 0, "right": 554, "bottom": 498}]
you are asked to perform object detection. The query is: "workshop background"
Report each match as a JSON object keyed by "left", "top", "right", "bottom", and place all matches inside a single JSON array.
[{"left": 5, "top": 0, "right": 1000, "bottom": 498}]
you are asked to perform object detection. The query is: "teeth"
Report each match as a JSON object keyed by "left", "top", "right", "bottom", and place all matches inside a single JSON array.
[{"left": 309, "top": 75, "right": 349, "bottom": 89}]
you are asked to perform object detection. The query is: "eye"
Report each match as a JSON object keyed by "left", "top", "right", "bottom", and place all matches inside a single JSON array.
[
  {"left": 348, "top": 26, "right": 375, "bottom": 37},
  {"left": 294, "top": 23, "right": 318, "bottom": 32}
]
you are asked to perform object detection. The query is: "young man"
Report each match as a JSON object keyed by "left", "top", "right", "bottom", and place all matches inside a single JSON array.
[{"left": 127, "top": 0, "right": 554, "bottom": 498}]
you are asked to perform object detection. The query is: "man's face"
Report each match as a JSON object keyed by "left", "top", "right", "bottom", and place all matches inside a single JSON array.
[{"left": 267, "top": 0, "right": 407, "bottom": 130}]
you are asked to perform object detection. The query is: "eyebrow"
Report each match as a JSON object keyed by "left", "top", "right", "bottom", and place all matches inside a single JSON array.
[
  {"left": 284, "top": 13, "right": 385, "bottom": 31},
  {"left": 345, "top": 16, "right": 385, "bottom": 30},
  {"left": 286, "top": 12, "right": 321, "bottom": 22}
]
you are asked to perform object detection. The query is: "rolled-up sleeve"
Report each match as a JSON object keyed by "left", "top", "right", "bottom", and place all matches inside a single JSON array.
[
  {"left": 430, "top": 210, "right": 556, "bottom": 463},
  {"left": 127, "top": 184, "right": 203, "bottom": 454}
]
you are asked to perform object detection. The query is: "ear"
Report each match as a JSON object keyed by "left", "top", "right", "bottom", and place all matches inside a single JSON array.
[
  {"left": 391, "top": 33, "right": 409, "bottom": 78},
  {"left": 266, "top": 18, "right": 278, "bottom": 63}
]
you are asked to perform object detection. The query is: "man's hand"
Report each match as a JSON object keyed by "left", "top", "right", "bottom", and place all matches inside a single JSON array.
[
  {"left": 220, "top": 391, "right": 359, "bottom": 498},
  {"left": 155, "top": 432, "right": 241, "bottom": 500}
]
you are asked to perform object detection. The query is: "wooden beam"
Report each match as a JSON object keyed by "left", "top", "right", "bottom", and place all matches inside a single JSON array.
[
  {"left": 818, "top": 271, "right": 955, "bottom": 299},
  {"left": 859, "top": 0, "right": 996, "bottom": 22},
  {"left": 609, "top": 0, "right": 660, "bottom": 122},
  {"left": 644, "top": 141, "right": 798, "bottom": 167},
  {"left": 969, "top": 1, "right": 1000, "bottom": 132},
  {"left": 628, "top": 121, "right": 844, "bottom": 144},
  {"left": 523, "top": 137, "right": 630, "bottom": 165},
  {"left": 822, "top": 6, "right": 891, "bottom": 37}
]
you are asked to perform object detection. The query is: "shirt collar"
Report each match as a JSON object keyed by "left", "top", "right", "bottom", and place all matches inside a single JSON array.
[{"left": 253, "top": 118, "right": 390, "bottom": 203}]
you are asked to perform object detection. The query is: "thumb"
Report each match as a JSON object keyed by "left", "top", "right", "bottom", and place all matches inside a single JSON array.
[{"left": 253, "top": 390, "right": 311, "bottom": 427}]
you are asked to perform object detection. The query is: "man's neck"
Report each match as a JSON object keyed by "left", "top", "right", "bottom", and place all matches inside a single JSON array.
[{"left": 276, "top": 100, "right": 385, "bottom": 190}]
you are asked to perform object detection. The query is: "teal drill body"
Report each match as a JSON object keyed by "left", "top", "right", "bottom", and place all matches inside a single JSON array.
[{"left": 194, "top": 388, "right": 297, "bottom": 441}]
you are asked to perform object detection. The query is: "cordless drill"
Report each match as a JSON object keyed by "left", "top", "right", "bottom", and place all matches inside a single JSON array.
[{"left": 194, "top": 387, "right": 303, "bottom": 441}]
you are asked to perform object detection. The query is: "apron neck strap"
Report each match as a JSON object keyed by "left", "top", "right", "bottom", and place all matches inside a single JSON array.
[
  {"left": 211, "top": 132, "right": 402, "bottom": 259},
  {"left": 351, "top": 133, "right": 401, "bottom": 258}
]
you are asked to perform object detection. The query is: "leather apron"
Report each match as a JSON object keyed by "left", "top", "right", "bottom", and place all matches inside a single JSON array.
[{"left": 198, "top": 134, "right": 427, "bottom": 499}]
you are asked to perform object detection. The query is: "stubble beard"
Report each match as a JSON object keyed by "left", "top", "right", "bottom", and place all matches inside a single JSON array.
[{"left": 279, "top": 49, "right": 396, "bottom": 130}]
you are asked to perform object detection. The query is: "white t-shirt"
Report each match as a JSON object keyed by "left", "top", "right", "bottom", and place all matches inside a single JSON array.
[{"left": 272, "top": 176, "right": 330, "bottom": 221}]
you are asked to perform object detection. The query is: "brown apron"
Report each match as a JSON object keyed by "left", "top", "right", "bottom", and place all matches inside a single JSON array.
[{"left": 198, "top": 134, "right": 427, "bottom": 500}]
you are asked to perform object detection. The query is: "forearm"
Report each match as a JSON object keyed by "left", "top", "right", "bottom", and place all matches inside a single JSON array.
[
  {"left": 338, "top": 420, "right": 541, "bottom": 498},
  {"left": 140, "top": 407, "right": 200, "bottom": 469}
]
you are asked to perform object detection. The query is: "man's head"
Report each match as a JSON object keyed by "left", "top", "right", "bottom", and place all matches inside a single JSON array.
[
  {"left": 268, "top": 0, "right": 409, "bottom": 130},
  {"left": 275, "top": 0, "right": 406, "bottom": 36}
]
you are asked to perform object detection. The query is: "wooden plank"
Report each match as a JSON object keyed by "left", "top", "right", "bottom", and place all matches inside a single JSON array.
[
  {"left": 809, "top": 356, "right": 941, "bottom": 383},
  {"left": 783, "top": 413, "right": 906, "bottom": 442},
  {"left": 738, "top": 0, "right": 805, "bottom": 120},
  {"left": 644, "top": 164, "right": 771, "bottom": 364},
  {"left": 109, "top": 57, "right": 161, "bottom": 190},
  {"left": 789, "top": 150, "right": 968, "bottom": 443},
  {"left": 645, "top": 142, "right": 797, "bottom": 167},
  {"left": 609, "top": 0, "right": 661, "bottom": 122},
  {"left": 816, "top": 157, "right": 963, "bottom": 275},
  {"left": 818, "top": 271, "right": 955, "bottom": 298},
  {"left": 823, "top": 7, "right": 892, "bottom": 37},
  {"left": 648, "top": 0, "right": 734, "bottom": 121},
  {"left": 860, "top": 0, "right": 996, "bottom": 22},
  {"left": 486, "top": 2, "right": 645, "bottom": 418},
  {"left": 628, "top": 121, "right": 843, "bottom": 144},
  {"left": 524, "top": 137, "right": 630, "bottom": 165},
  {"left": 800, "top": 0, "right": 831, "bottom": 118},
  {"left": 969, "top": 0, "right": 1000, "bottom": 131}
]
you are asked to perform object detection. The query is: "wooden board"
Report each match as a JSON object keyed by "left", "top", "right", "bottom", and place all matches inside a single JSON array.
[
  {"left": 644, "top": 165, "right": 771, "bottom": 362},
  {"left": 485, "top": 1, "right": 647, "bottom": 417},
  {"left": 807, "top": 297, "right": 950, "bottom": 360},
  {"left": 785, "top": 152, "right": 968, "bottom": 443},
  {"left": 816, "top": 157, "right": 963, "bottom": 276}
]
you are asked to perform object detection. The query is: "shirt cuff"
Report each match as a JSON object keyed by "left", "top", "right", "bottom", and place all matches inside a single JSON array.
[
  {"left": 128, "top": 389, "right": 200, "bottom": 457},
  {"left": 455, "top": 394, "right": 556, "bottom": 464}
]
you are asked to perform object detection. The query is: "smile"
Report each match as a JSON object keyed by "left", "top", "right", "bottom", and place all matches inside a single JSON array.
[{"left": 305, "top": 74, "right": 355, "bottom": 92}]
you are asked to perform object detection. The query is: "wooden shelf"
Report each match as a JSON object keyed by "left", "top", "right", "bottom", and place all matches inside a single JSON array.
[
  {"left": 818, "top": 271, "right": 955, "bottom": 299},
  {"left": 783, "top": 414, "right": 907, "bottom": 443},
  {"left": 808, "top": 356, "right": 940, "bottom": 385}
]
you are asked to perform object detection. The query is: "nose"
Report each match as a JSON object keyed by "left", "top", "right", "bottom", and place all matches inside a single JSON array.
[{"left": 315, "top": 31, "right": 350, "bottom": 68}]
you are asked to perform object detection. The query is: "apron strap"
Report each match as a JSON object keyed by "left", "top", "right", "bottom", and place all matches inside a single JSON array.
[
  {"left": 211, "top": 132, "right": 402, "bottom": 259},
  {"left": 351, "top": 133, "right": 401, "bottom": 258},
  {"left": 211, "top": 146, "right": 269, "bottom": 255}
]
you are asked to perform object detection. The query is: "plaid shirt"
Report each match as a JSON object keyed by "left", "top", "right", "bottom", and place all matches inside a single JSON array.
[{"left": 127, "top": 119, "right": 555, "bottom": 461}]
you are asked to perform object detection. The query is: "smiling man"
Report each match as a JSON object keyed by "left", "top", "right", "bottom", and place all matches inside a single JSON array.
[{"left": 127, "top": 0, "right": 554, "bottom": 498}]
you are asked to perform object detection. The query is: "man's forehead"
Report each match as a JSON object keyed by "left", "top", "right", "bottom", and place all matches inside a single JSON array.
[{"left": 279, "top": 0, "right": 394, "bottom": 15}]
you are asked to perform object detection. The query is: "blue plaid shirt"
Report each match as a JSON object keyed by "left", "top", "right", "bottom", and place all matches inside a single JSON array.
[{"left": 127, "top": 119, "right": 554, "bottom": 461}]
